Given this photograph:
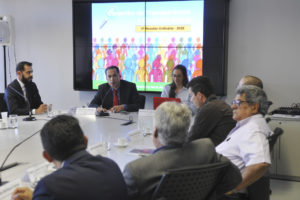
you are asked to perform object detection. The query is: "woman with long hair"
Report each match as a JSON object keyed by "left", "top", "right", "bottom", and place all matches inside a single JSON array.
[{"left": 161, "top": 64, "right": 196, "bottom": 114}]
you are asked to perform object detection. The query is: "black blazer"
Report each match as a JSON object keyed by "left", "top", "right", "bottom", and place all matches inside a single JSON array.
[
  {"left": 33, "top": 150, "right": 128, "bottom": 200},
  {"left": 90, "top": 80, "right": 140, "bottom": 112},
  {"left": 4, "top": 79, "right": 43, "bottom": 115}
]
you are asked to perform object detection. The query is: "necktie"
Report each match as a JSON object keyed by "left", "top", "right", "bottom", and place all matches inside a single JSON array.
[{"left": 113, "top": 89, "right": 119, "bottom": 106}]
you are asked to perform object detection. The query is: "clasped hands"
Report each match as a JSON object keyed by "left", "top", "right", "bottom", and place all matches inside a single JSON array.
[{"left": 96, "top": 105, "right": 125, "bottom": 113}]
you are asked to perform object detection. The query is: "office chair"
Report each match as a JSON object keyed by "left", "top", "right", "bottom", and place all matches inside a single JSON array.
[
  {"left": 138, "top": 94, "right": 146, "bottom": 109},
  {"left": 0, "top": 93, "right": 8, "bottom": 114},
  {"left": 247, "top": 127, "right": 284, "bottom": 200},
  {"left": 151, "top": 161, "right": 230, "bottom": 200}
]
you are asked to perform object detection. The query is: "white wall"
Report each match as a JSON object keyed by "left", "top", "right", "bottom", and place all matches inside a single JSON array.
[
  {"left": 0, "top": 0, "right": 299, "bottom": 110},
  {"left": 226, "top": 0, "right": 300, "bottom": 109}
]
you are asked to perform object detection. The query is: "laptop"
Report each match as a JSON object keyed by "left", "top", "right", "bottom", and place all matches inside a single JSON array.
[{"left": 153, "top": 97, "right": 181, "bottom": 110}]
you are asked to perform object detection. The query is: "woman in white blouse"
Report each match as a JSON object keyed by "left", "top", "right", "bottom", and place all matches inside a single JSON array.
[{"left": 161, "top": 65, "right": 196, "bottom": 114}]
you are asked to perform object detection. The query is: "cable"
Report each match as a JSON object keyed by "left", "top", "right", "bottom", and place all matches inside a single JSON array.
[{"left": 7, "top": 46, "right": 12, "bottom": 82}]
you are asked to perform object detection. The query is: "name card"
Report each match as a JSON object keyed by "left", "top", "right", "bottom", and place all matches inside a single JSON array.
[
  {"left": 75, "top": 108, "right": 96, "bottom": 116},
  {"left": 0, "top": 179, "right": 22, "bottom": 200},
  {"left": 138, "top": 109, "right": 155, "bottom": 135},
  {"left": 26, "top": 162, "right": 56, "bottom": 188},
  {"left": 88, "top": 143, "right": 105, "bottom": 156}
]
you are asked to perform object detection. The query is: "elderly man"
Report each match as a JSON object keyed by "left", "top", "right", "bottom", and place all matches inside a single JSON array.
[
  {"left": 12, "top": 115, "right": 127, "bottom": 200},
  {"left": 187, "top": 76, "right": 236, "bottom": 146},
  {"left": 89, "top": 66, "right": 140, "bottom": 113},
  {"left": 216, "top": 85, "right": 271, "bottom": 199},
  {"left": 123, "top": 102, "right": 242, "bottom": 200},
  {"left": 5, "top": 61, "right": 47, "bottom": 115}
]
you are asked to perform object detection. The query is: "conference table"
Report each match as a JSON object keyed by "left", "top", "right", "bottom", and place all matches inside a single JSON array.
[{"left": 0, "top": 111, "right": 154, "bottom": 192}]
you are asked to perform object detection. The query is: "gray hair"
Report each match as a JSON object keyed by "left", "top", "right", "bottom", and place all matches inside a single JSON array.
[
  {"left": 236, "top": 85, "right": 269, "bottom": 115},
  {"left": 154, "top": 102, "right": 191, "bottom": 146}
]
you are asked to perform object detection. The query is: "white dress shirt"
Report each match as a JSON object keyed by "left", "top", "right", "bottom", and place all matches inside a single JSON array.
[
  {"left": 17, "top": 78, "right": 27, "bottom": 99},
  {"left": 17, "top": 78, "right": 36, "bottom": 114},
  {"left": 216, "top": 114, "right": 272, "bottom": 174}
]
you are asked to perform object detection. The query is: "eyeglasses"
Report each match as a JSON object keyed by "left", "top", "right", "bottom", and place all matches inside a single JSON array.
[{"left": 232, "top": 99, "right": 248, "bottom": 106}]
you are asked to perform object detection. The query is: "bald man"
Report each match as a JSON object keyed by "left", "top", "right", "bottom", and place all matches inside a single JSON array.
[{"left": 238, "top": 75, "right": 263, "bottom": 89}]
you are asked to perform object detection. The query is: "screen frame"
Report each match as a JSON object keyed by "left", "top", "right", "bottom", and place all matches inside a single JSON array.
[{"left": 73, "top": 0, "right": 229, "bottom": 96}]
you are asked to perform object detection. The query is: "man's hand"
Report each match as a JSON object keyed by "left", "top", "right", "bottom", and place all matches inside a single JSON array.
[
  {"left": 12, "top": 187, "right": 33, "bottom": 200},
  {"left": 110, "top": 105, "right": 125, "bottom": 113},
  {"left": 35, "top": 104, "right": 47, "bottom": 114},
  {"left": 96, "top": 107, "right": 108, "bottom": 113}
]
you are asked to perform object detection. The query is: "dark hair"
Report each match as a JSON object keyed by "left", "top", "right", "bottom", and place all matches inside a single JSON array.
[
  {"left": 40, "top": 115, "right": 86, "bottom": 161},
  {"left": 16, "top": 61, "right": 32, "bottom": 72},
  {"left": 169, "top": 65, "right": 188, "bottom": 98},
  {"left": 105, "top": 65, "right": 120, "bottom": 75},
  {"left": 187, "top": 76, "right": 215, "bottom": 98}
]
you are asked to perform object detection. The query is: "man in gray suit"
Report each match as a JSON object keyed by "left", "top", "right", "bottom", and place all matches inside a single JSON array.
[{"left": 123, "top": 102, "right": 242, "bottom": 200}]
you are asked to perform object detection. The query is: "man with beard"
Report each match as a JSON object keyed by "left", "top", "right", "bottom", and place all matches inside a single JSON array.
[{"left": 5, "top": 61, "right": 47, "bottom": 115}]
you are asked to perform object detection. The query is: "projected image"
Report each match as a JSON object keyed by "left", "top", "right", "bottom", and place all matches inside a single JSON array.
[{"left": 92, "top": 1, "right": 204, "bottom": 92}]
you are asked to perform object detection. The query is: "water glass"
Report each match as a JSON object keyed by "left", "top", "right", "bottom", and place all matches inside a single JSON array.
[
  {"left": 8, "top": 114, "right": 18, "bottom": 128},
  {"left": 47, "top": 104, "right": 53, "bottom": 117}
]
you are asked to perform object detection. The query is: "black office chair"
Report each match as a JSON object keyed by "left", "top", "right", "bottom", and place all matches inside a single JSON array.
[
  {"left": 268, "top": 127, "right": 283, "bottom": 151},
  {"left": 138, "top": 94, "right": 146, "bottom": 109},
  {"left": 247, "top": 127, "right": 284, "bottom": 200},
  {"left": 0, "top": 93, "right": 8, "bottom": 115},
  {"left": 151, "top": 161, "right": 230, "bottom": 200}
]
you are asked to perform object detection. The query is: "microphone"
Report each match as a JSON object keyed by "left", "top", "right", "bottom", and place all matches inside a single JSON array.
[
  {"left": 97, "top": 87, "right": 112, "bottom": 117},
  {"left": 121, "top": 115, "right": 134, "bottom": 126},
  {"left": 8, "top": 85, "right": 36, "bottom": 121},
  {"left": 0, "top": 128, "right": 41, "bottom": 185}
]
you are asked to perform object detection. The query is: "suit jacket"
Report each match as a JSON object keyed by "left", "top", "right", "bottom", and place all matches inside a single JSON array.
[
  {"left": 123, "top": 139, "right": 242, "bottom": 200},
  {"left": 90, "top": 80, "right": 140, "bottom": 112},
  {"left": 188, "top": 95, "right": 236, "bottom": 146},
  {"left": 33, "top": 150, "right": 128, "bottom": 200},
  {"left": 4, "top": 79, "right": 43, "bottom": 115}
]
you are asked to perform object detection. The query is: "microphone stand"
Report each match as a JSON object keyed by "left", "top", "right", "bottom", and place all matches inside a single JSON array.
[
  {"left": 97, "top": 87, "right": 112, "bottom": 117},
  {"left": 0, "top": 128, "right": 41, "bottom": 186},
  {"left": 23, "top": 101, "right": 36, "bottom": 121}
]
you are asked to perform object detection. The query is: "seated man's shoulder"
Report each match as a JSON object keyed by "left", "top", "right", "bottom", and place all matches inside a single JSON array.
[
  {"left": 121, "top": 79, "right": 136, "bottom": 87},
  {"left": 189, "top": 138, "right": 216, "bottom": 150},
  {"left": 98, "top": 82, "right": 109, "bottom": 89},
  {"left": 207, "top": 98, "right": 231, "bottom": 109}
]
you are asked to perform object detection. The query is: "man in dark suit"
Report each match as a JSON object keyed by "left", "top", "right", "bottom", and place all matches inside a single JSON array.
[
  {"left": 123, "top": 102, "right": 242, "bottom": 200},
  {"left": 187, "top": 76, "right": 236, "bottom": 146},
  {"left": 90, "top": 66, "right": 140, "bottom": 113},
  {"left": 12, "top": 115, "right": 128, "bottom": 200},
  {"left": 4, "top": 61, "right": 47, "bottom": 115}
]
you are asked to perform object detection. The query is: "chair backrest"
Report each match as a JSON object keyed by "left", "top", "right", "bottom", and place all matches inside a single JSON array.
[
  {"left": 153, "top": 97, "right": 181, "bottom": 110},
  {"left": 0, "top": 93, "right": 8, "bottom": 114},
  {"left": 247, "top": 127, "right": 284, "bottom": 200},
  {"left": 138, "top": 94, "right": 146, "bottom": 109},
  {"left": 151, "top": 161, "right": 230, "bottom": 200},
  {"left": 267, "top": 127, "right": 283, "bottom": 151}
]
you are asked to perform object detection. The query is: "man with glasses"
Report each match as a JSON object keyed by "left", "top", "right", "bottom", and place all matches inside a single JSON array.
[
  {"left": 187, "top": 76, "right": 236, "bottom": 146},
  {"left": 216, "top": 85, "right": 271, "bottom": 199},
  {"left": 5, "top": 61, "right": 47, "bottom": 115}
]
